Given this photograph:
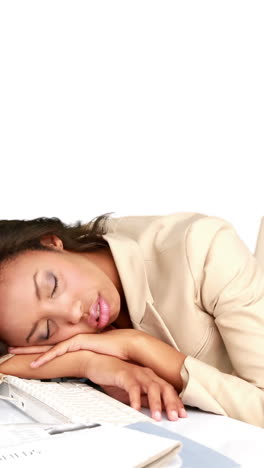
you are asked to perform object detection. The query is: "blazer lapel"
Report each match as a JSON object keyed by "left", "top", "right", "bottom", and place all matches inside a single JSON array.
[
  {"left": 102, "top": 231, "right": 180, "bottom": 351},
  {"left": 133, "top": 301, "right": 180, "bottom": 350},
  {"left": 102, "top": 232, "right": 154, "bottom": 323}
]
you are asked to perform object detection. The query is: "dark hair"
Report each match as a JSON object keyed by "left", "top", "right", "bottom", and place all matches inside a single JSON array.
[
  {"left": 0, "top": 213, "right": 117, "bottom": 354},
  {"left": 0, "top": 211, "right": 115, "bottom": 352},
  {"left": 0, "top": 211, "right": 115, "bottom": 269}
]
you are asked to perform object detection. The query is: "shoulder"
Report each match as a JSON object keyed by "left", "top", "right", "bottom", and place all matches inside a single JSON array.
[
  {"left": 185, "top": 215, "right": 249, "bottom": 299},
  {"left": 106, "top": 212, "right": 214, "bottom": 250},
  {"left": 107, "top": 211, "right": 235, "bottom": 251},
  {"left": 185, "top": 214, "right": 235, "bottom": 261},
  {"left": 105, "top": 212, "right": 236, "bottom": 266}
]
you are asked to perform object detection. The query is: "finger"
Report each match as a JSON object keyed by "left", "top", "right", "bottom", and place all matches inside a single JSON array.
[
  {"left": 102, "top": 385, "right": 151, "bottom": 408},
  {"left": 30, "top": 343, "right": 71, "bottom": 368},
  {"left": 101, "top": 385, "right": 131, "bottom": 405},
  {"left": 161, "top": 384, "right": 188, "bottom": 421},
  {"left": 140, "top": 394, "right": 152, "bottom": 408},
  {"left": 31, "top": 336, "right": 89, "bottom": 367},
  {"left": 139, "top": 395, "right": 166, "bottom": 410},
  {"left": 128, "top": 384, "right": 142, "bottom": 412},
  {"left": 8, "top": 345, "right": 52, "bottom": 354},
  {"left": 146, "top": 382, "right": 162, "bottom": 421}
]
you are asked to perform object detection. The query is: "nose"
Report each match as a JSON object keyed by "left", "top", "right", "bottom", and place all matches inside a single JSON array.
[{"left": 66, "top": 300, "right": 83, "bottom": 325}]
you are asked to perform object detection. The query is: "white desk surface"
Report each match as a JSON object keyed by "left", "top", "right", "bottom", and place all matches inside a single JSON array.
[
  {"left": 1, "top": 400, "right": 263, "bottom": 467},
  {"left": 142, "top": 407, "right": 264, "bottom": 468}
]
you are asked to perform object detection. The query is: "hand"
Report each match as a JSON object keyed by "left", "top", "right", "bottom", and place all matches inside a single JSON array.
[
  {"left": 8, "top": 329, "right": 187, "bottom": 394},
  {"left": 100, "top": 385, "right": 177, "bottom": 412},
  {"left": 100, "top": 385, "right": 151, "bottom": 407},
  {"left": 4, "top": 345, "right": 187, "bottom": 421},
  {"left": 8, "top": 329, "right": 140, "bottom": 368},
  {"left": 83, "top": 353, "right": 187, "bottom": 421}
]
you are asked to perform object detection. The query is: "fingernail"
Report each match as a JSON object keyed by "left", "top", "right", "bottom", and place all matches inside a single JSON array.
[
  {"left": 30, "top": 361, "right": 38, "bottom": 367},
  {"left": 170, "top": 410, "right": 178, "bottom": 420},
  {"left": 154, "top": 411, "right": 161, "bottom": 420},
  {"left": 179, "top": 408, "right": 187, "bottom": 418}
]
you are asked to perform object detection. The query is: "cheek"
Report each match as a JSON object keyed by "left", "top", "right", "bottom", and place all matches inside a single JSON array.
[
  {"left": 0, "top": 315, "right": 28, "bottom": 347},
  {"left": 49, "top": 323, "right": 95, "bottom": 345},
  {"left": 4, "top": 330, "right": 27, "bottom": 347},
  {"left": 67, "top": 266, "right": 93, "bottom": 294}
]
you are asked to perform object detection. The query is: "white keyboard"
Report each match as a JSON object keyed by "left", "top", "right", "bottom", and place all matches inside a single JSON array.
[{"left": 0, "top": 376, "right": 152, "bottom": 426}]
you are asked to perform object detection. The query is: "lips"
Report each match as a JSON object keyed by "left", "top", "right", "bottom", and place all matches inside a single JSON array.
[
  {"left": 87, "top": 297, "right": 101, "bottom": 328},
  {"left": 87, "top": 295, "right": 110, "bottom": 329},
  {"left": 97, "top": 296, "right": 110, "bottom": 329}
]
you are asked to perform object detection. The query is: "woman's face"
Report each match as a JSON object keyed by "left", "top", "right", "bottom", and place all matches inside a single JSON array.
[{"left": 0, "top": 237, "right": 122, "bottom": 347}]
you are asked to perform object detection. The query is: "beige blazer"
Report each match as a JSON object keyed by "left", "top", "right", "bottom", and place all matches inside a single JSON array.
[{"left": 1, "top": 212, "right": 264, "bottom": 427}]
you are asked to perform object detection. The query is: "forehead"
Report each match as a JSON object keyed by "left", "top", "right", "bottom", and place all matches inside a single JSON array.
[
  {"left": 0, "top": 249, "right": 63, "bottom": 313},
  {"left": 2, "top": 249, "right": 63, "bottom": 277},
  {"left": 0, "top": 250, "right": 62, "bottom": 343}
]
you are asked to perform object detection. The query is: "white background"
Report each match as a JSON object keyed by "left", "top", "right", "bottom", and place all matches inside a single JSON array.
[{"left": 0, "top": 1, "right": 263, "bottom": 252}]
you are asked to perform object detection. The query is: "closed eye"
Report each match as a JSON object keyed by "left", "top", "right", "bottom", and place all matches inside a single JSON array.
[
  {"left": 51, "top": 275, "right": 58, "bottom": 297},
  {"left": 45, "top": 319, "right": 50, "bottom": 340}
]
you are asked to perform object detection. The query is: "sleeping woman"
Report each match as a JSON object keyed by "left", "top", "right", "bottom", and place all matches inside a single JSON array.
[{"left": 0, "top": 211, "right": 263, "bottom": 427}]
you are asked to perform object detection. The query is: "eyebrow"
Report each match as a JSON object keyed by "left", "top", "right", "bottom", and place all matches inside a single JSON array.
[
  {"left": 33, "top": 271, "right": 40, "bottom": 300},
  {"left": 26, "top": 271, "right": 41, "bottom": 343}
]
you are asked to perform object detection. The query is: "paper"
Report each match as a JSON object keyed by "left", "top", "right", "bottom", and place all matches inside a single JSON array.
[
  {"left": 0, "top": 422, "right": 99, "bottom": 448},
  {"left": 0, "top": 423, "right": 182, "bottom": 467}
]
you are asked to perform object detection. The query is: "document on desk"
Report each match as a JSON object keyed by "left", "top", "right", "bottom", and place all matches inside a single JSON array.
[
  {"left": 128, "top": 422, "right": 241, "bottom": 468},
  {"left": 0, "top": 423, "right": 182, "bottom": 467}
]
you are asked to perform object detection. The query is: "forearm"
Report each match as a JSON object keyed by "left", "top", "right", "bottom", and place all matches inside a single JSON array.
[
  {"left": 0, "top": 351, "right": 92, "bottom": 380},
  {"left": 129, "top": 333, "right": 187, "bottom": 393}
]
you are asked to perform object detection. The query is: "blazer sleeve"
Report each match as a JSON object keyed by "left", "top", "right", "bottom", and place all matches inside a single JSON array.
[{"left": 179, "top": 218, "right": 264, "bottom": 428}]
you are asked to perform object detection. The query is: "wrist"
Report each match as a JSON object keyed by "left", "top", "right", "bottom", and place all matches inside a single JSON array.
[
  {"left": 0, "top": 351, "right": 94, "bottom": 381},
  {"left": 74, "top": 350, "right": 98, "bottom": 379},
  {"left": 126, "top": 330, "right": 145, "bottom": 361},
  {"left": 129, "top": 332, "right": 187, "bottom": 393},
  {"left": 80, "top": 352, "right": 129, "bottom": 388}
]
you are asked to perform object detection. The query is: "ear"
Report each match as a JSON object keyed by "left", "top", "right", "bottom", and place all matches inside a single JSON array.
[{"left": 40, "top": 234, "right": 64, "bottom": 250}]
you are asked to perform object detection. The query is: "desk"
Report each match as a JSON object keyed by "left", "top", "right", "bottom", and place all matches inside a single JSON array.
[
  {"left": 1, "top": 400, "right": 263, "bottom": 467},
  {"left": 142, "top": 407, "right": 264, "bottom": 468}
]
